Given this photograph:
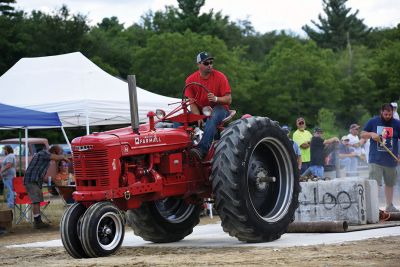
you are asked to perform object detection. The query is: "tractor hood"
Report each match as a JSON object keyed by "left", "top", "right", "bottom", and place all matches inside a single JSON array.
[{"left": 71, "top": 124, "right": 192, "bottom": 155}]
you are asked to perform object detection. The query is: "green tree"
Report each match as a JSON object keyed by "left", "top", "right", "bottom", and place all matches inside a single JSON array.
[
  {"left": 142, "top": 1, "right": 232, "bottom": 37},
  {"left": 0, "top": 6, "right": 90, "bottom": 75},
  {"left": 23, "top": 6, "right": 89, "bottom": 56},
  {"left": 366, "top": 25, "right": 400, "bottom": 49},
  {"left": 0, "top": 0, "right": 15, "bottom": 16},
  {"left": 130, "top": 30, "right": 257, "bottom": 110},
  {"left": 83, "top": 17, "right": 136, "bottom": 78},
  {"left": 254, "top": 39, "right": 341, "bottom": 126},
  {"left": 317, "top": 108, "right": 337, "bottom": 138},
  {"left": 140, "top": 0, "right": 257, "bottom": 50},
  {"left": 302, "top": 0, "right": 371, "bottom": 51},
  {"left": 0, "top": 10, "right": 24, "bottom": 74},
  {"left": 334, "top": 45, "right": 377, "bottom": 126},
  {"left": 368, "top": 41, "right": 400, "bottom": 109}
]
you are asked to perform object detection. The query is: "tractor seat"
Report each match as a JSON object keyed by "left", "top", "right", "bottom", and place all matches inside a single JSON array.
[{"left": 218, "top": 110, "right": 236, "bottom": 129}]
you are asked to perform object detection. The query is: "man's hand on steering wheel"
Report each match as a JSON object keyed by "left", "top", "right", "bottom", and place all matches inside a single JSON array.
[{"left": 207, "top": 92, "right": 218, "bottom": 104}]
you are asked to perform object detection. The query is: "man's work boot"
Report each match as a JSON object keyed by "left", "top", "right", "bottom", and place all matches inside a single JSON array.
[
  {"left": 190, "top": 147, "right": 205, "bottom": 160},
  {"left": 33, "top": 215, "right": 50, "bottom": 229}
]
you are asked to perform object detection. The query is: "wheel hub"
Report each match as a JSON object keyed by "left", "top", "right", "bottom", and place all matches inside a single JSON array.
[
  {"left": 102, "top": 226, "right": 112, "bottom": 236},
  {"left": 255, "top": 167, "right": 276, "bottom": 190}
]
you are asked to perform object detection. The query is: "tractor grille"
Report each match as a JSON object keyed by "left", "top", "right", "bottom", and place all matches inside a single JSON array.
[{"left": 73, "top": 149, "right": 110, "bottom": 187}]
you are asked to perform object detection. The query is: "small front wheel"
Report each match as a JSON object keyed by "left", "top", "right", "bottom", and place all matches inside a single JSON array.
[
  {"left": 80, "top": 202, "right": 125, "bottom": 257},
  {"left": 60, "top": 203, "right": 88, "bottom": 258}
]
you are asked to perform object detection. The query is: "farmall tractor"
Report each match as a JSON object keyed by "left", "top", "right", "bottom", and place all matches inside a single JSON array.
[{"left": 60, "top": 75, "right": 300, "bottom": 258}]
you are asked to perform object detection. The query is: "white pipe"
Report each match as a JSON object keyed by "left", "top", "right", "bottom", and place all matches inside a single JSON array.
[
  {"left": 85, "top": 103, "right": 90, "bottom": 135},
  {"left": 24, "top": 128, "right": 28, "bottom": 170},
  {"left": 61, "top": 126, "right": 71, "bottom": 151}
]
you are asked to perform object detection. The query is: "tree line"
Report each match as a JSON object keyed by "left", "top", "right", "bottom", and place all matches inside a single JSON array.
[{"left": 1, "top": 0, "right": 399, "bottom": 138}]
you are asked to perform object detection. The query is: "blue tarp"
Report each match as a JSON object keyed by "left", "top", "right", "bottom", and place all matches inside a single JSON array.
[{"left": 0, "top": 103, "right": 61, "bottom": 127}]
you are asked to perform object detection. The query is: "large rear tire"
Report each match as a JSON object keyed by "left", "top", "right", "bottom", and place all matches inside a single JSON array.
[
  {"left": 80, "top": 202, "right": 125, "bottom": 257},
  {"left": 211, "top": 116, "right": 300, "bottom": 242},
  {"left": 126, "top": 197, "right": 201, "bottom": 243},
  {"left": 60, "top": 203, "right": 88, "bottom": 258}
]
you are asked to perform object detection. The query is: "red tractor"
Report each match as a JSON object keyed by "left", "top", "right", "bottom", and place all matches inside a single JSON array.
[{"left": 60, "top": 75, "right": 300, "bottom": 258}]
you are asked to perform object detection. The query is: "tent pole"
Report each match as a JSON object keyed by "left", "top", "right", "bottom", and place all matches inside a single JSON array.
[
  {"left": 25, "top": 128, "right": 28, "bottom": 171},
  {"left": 85, "top": 105, "right": 90, "bottom": 135},
  {"left": 61, "top": 126, "right": 71, "bottom": 151},
  {"left": 18, "top": 129, "right": 22, "bottom": 176}
]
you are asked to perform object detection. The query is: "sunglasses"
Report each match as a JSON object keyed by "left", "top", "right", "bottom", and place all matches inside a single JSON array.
[
  {"left": 298, "top": 121, "right": 305, "bottom": 125},
  {"left": 202, "top": 60, "right": 213, "bottom": 66}
]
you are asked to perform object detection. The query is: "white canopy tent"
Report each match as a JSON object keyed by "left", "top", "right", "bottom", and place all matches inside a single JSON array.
[{"left": 0, "top": 52, "right": 180, "bottom": 134}]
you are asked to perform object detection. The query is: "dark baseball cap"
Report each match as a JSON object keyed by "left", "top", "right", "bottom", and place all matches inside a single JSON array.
[
  {"left": 281, "top": 125, "right": 291, "bottom": 134},
  {"left": 314, "top": 127, "right": 324, "bottom": 133},
  {"left": 196, "top": 51, "right": 214, "bottom": 63},
  {"left": 349, "top": 124, "right": 360, "bottom": 130}
]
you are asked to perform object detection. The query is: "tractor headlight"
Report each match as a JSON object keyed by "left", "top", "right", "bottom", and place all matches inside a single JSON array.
[
  {"left": 156, "top": 109, "right": 166, "bottom": 119},
  {"left": 202, "top": 106, "right": 213, "bottom": 117}
]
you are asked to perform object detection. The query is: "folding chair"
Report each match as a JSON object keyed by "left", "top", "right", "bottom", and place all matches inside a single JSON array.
[
  {"left": 13, "top": 177, "right": 51, "bottom": 224},
  {"left": 55, "top": 185, "right": 76, "bottom": 207}
]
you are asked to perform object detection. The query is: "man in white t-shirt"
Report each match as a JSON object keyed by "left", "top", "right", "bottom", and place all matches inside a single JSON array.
[{"left": 346, "top": 124, "right": 366, "bottom": 164}]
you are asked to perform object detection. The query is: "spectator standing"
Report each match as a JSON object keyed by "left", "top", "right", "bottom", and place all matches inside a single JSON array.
[
  {"left": 303, "top": 128, "right": 339, "bottom": 178},
  {"left": 391, "top": 102, "right": 399, "bottom": 120},
  {"left": 0, "top": 145, "right": 16, "bottom": 208},
  {"left": 339, "top": 136, "right": 358, "bottom": 172},
  {"left": 346, "top": 123, "right": 366, "bottom": 163},
  {"left": 361, "top": 103, "right": 400, "bottom": 212},
  {"left": 293, "top": 117, "right": 312, "bottom": 174},
  {"left": 186, "top": 51, "right": 232, "bottom": 160},
  {"left": 24, "top": 145, "right": 69, "bottom": 228},
  {"left": 282, "top": 125, "right": 302, "bottom": 171}
]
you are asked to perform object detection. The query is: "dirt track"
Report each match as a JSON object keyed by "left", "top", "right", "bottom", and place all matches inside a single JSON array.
[{"left": 1, "top": 223, "right": 400, "bottom": 266}]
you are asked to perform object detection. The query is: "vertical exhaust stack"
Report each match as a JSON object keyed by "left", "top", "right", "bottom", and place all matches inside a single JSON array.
[{"left": 128, "top": 75, "right": 140, "bottom": 134}]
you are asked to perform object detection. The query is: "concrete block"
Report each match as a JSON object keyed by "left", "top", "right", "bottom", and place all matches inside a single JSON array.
[
  {"left": 295, "top": 205, "right": 318, "bottom": 222},
  {"left": 298, "top": 181, "right": 318, "bottom": 205},
  {"left": 317, "top": 204, "right": 366, "bottom": 224},
  {"left": 358, "top": 170, "right": 369, "bottom": 178},
  {"left": 364, "top": 179, "right": 379, "bottom": 223},
  {"left": 318, "top": 178, "right": 366, "bottom": 201},
  {"left": 296, "top": 177, "right": 370, "bottom": 225},
  {"left": 295, "top": 204, "right": 365, "bottom": 224},
  {"left": 346, "top": 171, "right": 359, "bottom": 177},
  {"left": 324, "top": 170, "right": 336, "bottom": 180}
]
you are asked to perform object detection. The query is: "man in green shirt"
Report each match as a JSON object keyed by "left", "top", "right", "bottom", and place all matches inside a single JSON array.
[{"left": 293, "top": 117, "right": 312, "bottom": 174}]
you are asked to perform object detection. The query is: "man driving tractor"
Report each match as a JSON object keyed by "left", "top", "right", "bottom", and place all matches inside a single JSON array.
[{"left": 185, "top": 51, "right": 232, "bottom": 160}]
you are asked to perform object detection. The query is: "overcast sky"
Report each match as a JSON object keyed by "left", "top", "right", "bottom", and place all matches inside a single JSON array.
[{"left": 15, "top": 0, "right": 400, "bottom": 35}]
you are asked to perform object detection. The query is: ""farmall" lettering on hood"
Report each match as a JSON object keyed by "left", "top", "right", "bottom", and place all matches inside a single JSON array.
[{"left": 134, "top": 135, "right": 161, "bottom": 145}]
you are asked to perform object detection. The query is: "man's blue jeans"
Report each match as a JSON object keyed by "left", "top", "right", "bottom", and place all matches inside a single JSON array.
[
  {"left": 3, "top": 177, "right": 15, "bottom": 208},
  {"left": 340, "top": 157, "right": 358, "bottom": 172},
  {"left": 198, "top": 105, "right": 229, "bottom": 154},
  {"left": 302, "top": 165, "right": 324, "bottom": 178}
]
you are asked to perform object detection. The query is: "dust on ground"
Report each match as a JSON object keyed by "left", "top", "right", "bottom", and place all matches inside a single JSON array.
[{"left": 1, "top": 217, "right": 399, "bottom": 267}]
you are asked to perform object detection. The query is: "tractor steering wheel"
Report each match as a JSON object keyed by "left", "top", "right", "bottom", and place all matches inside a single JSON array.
[
  {"left": 181, "top": 82, "right": 211, "bottom": 105},
  {"left": 158, "top": 82, "right": 212, "bottom": 124}
]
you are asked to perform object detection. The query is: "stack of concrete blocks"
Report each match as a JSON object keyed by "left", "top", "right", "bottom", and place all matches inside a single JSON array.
[
  {"left": 295, "top": 177, "right": 379, "bottom": 225},
  {"left": 324, "top": 165, "right": 369, "bottom": 180}
]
